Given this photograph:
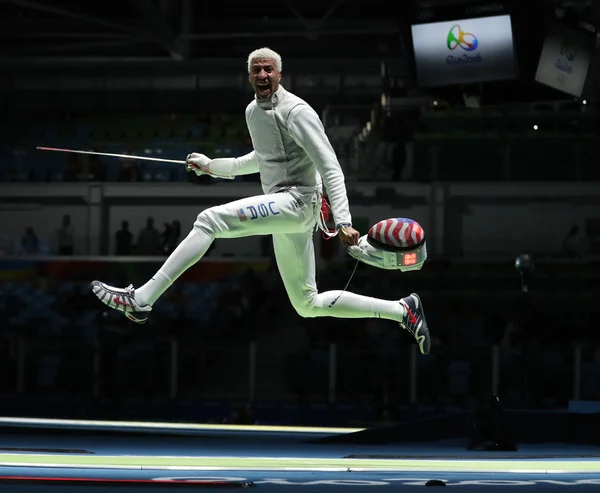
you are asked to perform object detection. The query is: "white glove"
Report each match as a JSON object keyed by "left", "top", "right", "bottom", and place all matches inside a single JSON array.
[
  {"left": 185, "top": 153, "right": 211, "bottom": 176},
  {"left": 347, "top": 235, "right": 427, "bottom": 272},
  {"left": 347, "top": 236, "right": 400, "bottom": 270}
]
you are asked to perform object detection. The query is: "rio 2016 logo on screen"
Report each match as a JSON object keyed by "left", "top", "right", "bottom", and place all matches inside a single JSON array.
[
  {"left": 560, "top": 43, "right": 575, "bottom": 62},
  {"left": 447, "top": 24, "right": 479, "bottom": 51}
]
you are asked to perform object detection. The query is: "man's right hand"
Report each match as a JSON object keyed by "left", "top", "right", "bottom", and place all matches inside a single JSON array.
[
  {"left": 185, "top": 153, "right": 211, "bottom": 176},
  {"left": 338, "top": 225, "right": 360, "bottom": 248}
]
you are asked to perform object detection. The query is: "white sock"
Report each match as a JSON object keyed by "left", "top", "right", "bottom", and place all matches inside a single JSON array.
[
  {"left": 314, "top": 290, "right": 406, "bottom": 322},
  {"left": 135, "top": 228, "right": 213, "bottom": 306},
  {"left": 134, "top": 271, "right": 172, "bottom": 306}
]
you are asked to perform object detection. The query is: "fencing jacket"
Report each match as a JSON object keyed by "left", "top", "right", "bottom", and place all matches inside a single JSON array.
[{"left": 207, "top": 85, "right": 352, "bottom": 227}]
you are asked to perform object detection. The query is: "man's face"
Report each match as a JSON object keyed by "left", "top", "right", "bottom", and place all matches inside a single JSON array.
[{"left": 248, "top": 57, "right": 281, "bottom": 100}]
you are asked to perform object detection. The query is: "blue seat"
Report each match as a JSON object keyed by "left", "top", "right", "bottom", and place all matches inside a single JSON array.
[
  {"left": 0, "top": 151, "right": 16, "bottom": 181},
  {"left": 509, "top": 138, "right": 576, "bottom": 181},
  {"left": 190, "top": 124, "right": 205, "bottom": 139},
  {"left": 75, "top": 122, "right": 93, "bottom": 142},
  {"left": 437, "top": 138, "right": 505, "bottom": 181},
  {"left": 138, "top": 162, "right": 153, "bottom": 182},
  {"left": 103, "top": 161, "right": 121, "bottom": 181},
  {"left": 28, "top": 121, "right": 60, "bottom": 143},
  {"left": 152, "top": 163, "right": 172, "bottom": 182},
  {"left": 48, "top": 159, "right": 67, "bottom": 182},
  {"left": 213, "top": 142, "right": 236, "bottom": 157},
  {"left": 9, "top": 159, "right": 33, "bottom": 181},
  {"left": 581, "top": 139, "right": 600, "bottom": 181}
]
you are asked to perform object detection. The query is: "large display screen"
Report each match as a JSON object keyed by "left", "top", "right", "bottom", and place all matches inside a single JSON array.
[
  {"left": 411, "top": 15, "right": 518, "bottom": 87},
  {"left": 534, "top": 20, "right": 594, "bottom": 97}
]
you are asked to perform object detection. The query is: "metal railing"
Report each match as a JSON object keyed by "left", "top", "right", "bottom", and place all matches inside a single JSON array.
[{"left": 2, "top": 335, "right": 591, "bottom": 410}]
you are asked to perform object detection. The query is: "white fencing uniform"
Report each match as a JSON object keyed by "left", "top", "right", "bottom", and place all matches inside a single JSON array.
[{"left": 134, "top": 86, "right": 406, "bottom": 322}]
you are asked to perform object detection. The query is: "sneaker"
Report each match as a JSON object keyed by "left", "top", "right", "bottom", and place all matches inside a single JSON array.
[
  {"left": 399, "top": 293, "right": 430, "bottom": 355},
  {"left": 90, "top": 281, "right": 152, "bottom": 324}
]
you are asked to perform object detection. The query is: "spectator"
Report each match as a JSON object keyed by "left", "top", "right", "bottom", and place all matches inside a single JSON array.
[
  {"left": 161, "top": 220, "right": 181, "bottom": 255},
  {"left": 136, "top": 217, "right": 161, "bottom": 255},
  {"left": 118, "top": 150, "right": 138, "bottom": 182},
  {"left": 0, "top": 234, "right": 13, "bottom": 257},
  {"left": 17, "top": 226, "right": 39, "bottom": 255},
  {"left": 115, "top": 221, "right": 133, "bottom": 255},
  {"left": 56, "top": 214, "right": 74, "bottom": 255}
]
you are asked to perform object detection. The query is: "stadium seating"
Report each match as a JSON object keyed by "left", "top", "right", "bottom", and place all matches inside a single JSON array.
[
  {"left": 1, "top": 105, "right": 597, "bottom": 183},
  {"left": 407, "top": 106, "right": 597, "bottom": 182}
]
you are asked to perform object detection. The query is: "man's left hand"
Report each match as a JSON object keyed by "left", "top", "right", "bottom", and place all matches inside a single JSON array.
[{"left": 339, "top": 226, "right": 360, "bottom": 247}]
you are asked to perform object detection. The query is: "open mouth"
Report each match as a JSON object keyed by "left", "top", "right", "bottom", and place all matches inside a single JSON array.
[{"left": 256, "top": 82, "right": 271, "bottom": 97}]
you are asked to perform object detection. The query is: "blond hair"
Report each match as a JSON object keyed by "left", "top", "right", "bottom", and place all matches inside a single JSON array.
[{"left": 247, "top": 47, "right": 282, "bottom": 73}]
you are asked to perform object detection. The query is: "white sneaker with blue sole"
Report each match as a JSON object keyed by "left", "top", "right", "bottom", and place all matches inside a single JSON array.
[{"left": 90, "top": 280, "right": 152, "bottom": 324}]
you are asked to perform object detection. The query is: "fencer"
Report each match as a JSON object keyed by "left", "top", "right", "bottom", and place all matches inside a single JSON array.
[{"left": 91, "top": 47, "right": 431, "bottom": 355}]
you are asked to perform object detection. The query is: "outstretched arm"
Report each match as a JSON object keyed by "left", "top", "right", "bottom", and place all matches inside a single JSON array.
[{"left": 186, "top": 151, "right": 260, "bottom": 178}]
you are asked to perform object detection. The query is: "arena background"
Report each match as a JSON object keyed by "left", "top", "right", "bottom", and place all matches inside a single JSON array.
[{"left": 0, "top": 0, "right": 599, "bottom": 491}]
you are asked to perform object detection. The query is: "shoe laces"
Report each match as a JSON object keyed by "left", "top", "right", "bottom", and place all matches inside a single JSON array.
[
  {"left": 400, "top": 320, "right": 415, "bottom": 336},
  {"left": 399, "top": 301, "right": 417, "bottom": 335}
]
